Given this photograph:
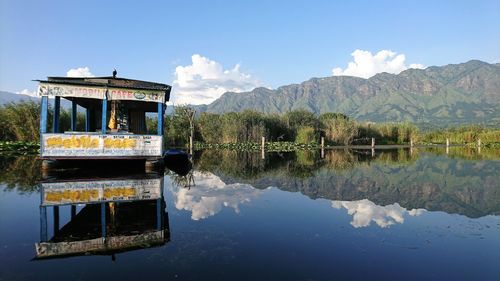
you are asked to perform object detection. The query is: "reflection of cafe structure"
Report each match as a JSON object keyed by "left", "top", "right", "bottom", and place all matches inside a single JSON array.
[
  {"left": 36, "top": 76, "right": 171, "bottom": 167},
  {"left": 35, "top": 174, "right": 169, "bottom": 260}
]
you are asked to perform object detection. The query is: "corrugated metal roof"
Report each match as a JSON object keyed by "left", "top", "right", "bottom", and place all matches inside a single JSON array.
[{"left": 35, "top": 76, "right": 171, "bottom": 91}]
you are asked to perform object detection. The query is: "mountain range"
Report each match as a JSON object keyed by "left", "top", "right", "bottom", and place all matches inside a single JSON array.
[
  {"left": 201, "top": 60, "right": 500, "bottom": 127},
  {"left": 2, "top": 60, "right": 499, "bottom": 127}
]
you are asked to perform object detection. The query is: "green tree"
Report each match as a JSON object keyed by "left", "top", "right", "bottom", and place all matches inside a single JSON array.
[{"left": 320, "top": 113, "right": 358, "bottom": 145}]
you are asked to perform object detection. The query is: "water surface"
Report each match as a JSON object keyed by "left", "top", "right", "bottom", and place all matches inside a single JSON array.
[{"left": 0, "top": 148, "right": 499, "bottom": 281}]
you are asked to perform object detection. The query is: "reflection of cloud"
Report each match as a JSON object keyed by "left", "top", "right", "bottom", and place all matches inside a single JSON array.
[
  {"left": 170, "top": 171, "right": 261, "bottom": 220},
  {"left": 332, "top": 199, "right": 425, "bottom": 228}
]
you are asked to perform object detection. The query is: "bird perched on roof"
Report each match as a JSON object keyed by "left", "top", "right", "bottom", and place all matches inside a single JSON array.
[{"left": 113, "top": 68, "right": 117, "bottom": 78}]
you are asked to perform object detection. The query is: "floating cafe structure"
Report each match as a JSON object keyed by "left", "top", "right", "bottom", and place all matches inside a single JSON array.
[{"left": 36, "top": 74, "right": 171, "bottom": 169}]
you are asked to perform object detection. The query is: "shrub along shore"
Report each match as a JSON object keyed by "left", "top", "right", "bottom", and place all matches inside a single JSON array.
[{"left": 0, "top": 101, "right": 498, "bottom": 153}]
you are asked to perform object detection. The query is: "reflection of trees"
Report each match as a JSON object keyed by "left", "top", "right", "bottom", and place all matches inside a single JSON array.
[
  {"left": 0, "top": 156, "right": 41, "bottom": 193},
  {"left": 194, "top": 148, "right": 500, "bottom": 218},
  {"left": 169, "top": 170, "right": 196, "bottom": 189},
  {"left": 195, "top": 150, "right": 292, "bottom": 180},
  {"left": 194, "top": 149, "right": 416, "bottom": 180}
]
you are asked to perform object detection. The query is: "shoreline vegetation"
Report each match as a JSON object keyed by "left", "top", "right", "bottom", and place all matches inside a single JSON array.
[{"left": 0, "top": 101, "right": 499, "bottom": 154}]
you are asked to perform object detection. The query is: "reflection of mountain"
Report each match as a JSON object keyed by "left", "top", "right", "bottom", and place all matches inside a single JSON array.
[
  {"left": 332, "top": 199, "right": 425, "bottom": 228},
  {"left": 199, "top": 150, "right": 500, "bottom": 218},
  {"left": 35, "top": 174, "right": 169, "bottom": 260},
  {"left": 170, "top": 171, "right": 261, "bottom": 220}
]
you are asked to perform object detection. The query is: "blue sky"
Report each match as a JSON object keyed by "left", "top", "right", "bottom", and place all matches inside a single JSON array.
[{"left": 1, "top": 0, "right": 499, "bottom": 104}]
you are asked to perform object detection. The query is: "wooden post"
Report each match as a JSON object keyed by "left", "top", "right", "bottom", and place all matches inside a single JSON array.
[
  {"left": 371, "top": 148, "right": 375, "bottom": 157},
  {"left": 371, "top": 138, "right": 375, "bottom": 148},
  {"left": 53, "top": 96, "right": 60, "bottom": 133},
  {"left": 477, "top": 138, "right": 481, "bottom": 147},
  {"left": 261, "top": 136, "right": 265, "bottom": 160},
  {"left": 446, "top": 138, "right": 450, "bottom": 147},
  {"left": 71, "top": 100, "right": 77, "bottom": 131},
  {"left": 320, "top": 137, "right": 325, "bottom": 159},
  {"left": 410, "top": 139, "right": 414, "bottom": 148}
]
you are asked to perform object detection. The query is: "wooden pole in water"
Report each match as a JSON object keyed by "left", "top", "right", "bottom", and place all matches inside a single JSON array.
[
  {"left": 410, "top": 139, "right": 414, "bottom": 148},
  {"left": 371, "top": 138, "right": 375, "bottom": 148},
  {"left": 261, "top": 136, "right": 265, "bottom": 160},
  {"left": 446, "top": 138, "right": 450, "bottom": 147},
  {"left": 477, "top": 138, "right": 481, "bottom": 154},
  {"left": 321, "top": 137, "right": 325, "bottom": 159}
]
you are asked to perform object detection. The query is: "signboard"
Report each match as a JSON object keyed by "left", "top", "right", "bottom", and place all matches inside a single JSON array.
[
  {"left": 35, "top": 230, "right": 166, "bottom": 258},
  {"left": 38, "top": 83, "right": 105, "bottom": 99},
  {"left": 41, "top": 133, "right": 162, "bottom": 157},
  {"left": 41, "top": 178, "right": 163, "bottom": 206},
  {"left": 108, "top": 88, "right": 164, "bottom": 103},
  {"left": 38, "top": 83, "right": 165, "bottom": 103}
]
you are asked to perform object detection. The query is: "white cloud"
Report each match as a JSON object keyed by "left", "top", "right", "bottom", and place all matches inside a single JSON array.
[
  {"left": 332, "top": 49, "right": 425, "bottom": 79},
  {"left": 169, "top": 171, "right": 262, "bottom": 220},
  {"left": 66, "top": 67, "right": 95, "bottom": 77},
  {"left": 332, "top": 199, "right": 425, "bottom": 228},
  {"left": 16, "top": 88, "right": 38, "bottom": 98},
  {"left": 172, "top": 54, "right": 261, "bottom": 105}
]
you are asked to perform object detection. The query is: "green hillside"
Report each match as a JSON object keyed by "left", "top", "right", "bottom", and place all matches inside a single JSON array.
[{"left": 205, "top": 60, "right": 500, "bottom": 127}]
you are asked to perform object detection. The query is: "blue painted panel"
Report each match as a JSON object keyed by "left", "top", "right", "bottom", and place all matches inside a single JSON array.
[
  {"left": 40, "top": 206, "right": 47, "bottom": 242},
  {"left": 101, "top": 99, "right": 107, "bottom": 134},
  {"left": 40, "top": 96, "right": 48, "bottom": 134},
  {"left": 157, "top": 102, "right": 164, "bottom": 136}
]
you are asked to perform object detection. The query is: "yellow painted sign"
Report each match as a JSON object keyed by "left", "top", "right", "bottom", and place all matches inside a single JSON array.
[
  {"left": 41, "top": 133, "right": 162, "bottom": 157},
  {"left": 41, "top": 178, "right": 163, "bottom": 206}
]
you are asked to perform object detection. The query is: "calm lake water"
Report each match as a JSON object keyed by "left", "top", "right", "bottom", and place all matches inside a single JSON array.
[{"left": 1, "top": 148, "right": 499, "bottom": 281}]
